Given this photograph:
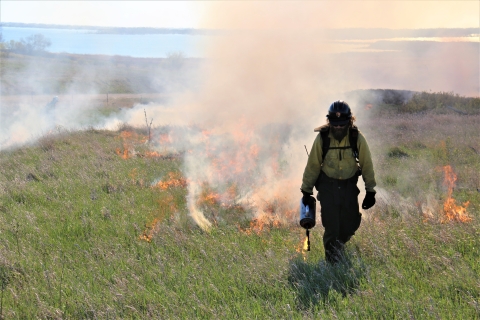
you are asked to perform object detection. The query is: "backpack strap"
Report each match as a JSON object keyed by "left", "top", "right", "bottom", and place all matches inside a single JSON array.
[
  {"left": 314, "top": 125, "right": 330, "bottom": 162},
  {"left": 349, "top": 125, "right": 362, "bottom": 176},
  {"left": 349, "top": 125, "right": 359, "bottom": 161}
]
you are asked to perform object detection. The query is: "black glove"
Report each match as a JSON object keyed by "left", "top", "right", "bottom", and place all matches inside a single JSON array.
[
  {"left": 301, "top": 190, "right": 315, "bottom": 206},
  {"left": 362, "top": 192, "right": 376, "bottom": 209}
]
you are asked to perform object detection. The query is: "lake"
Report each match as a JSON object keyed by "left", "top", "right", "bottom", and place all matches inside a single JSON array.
[
  {"left": 2, "top": 26, "right": 478, "bottom": 59},
  {"left": 0, "top": 26, "right": 208, "bottom": 58}
]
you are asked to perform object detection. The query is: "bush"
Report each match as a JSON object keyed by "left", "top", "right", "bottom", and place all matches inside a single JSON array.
[
  {"left": 387, "top": 147, "right": 409, "bottom": 158},
  {"left": 400, "top": 91, "right": 480, "bottom": 114}
]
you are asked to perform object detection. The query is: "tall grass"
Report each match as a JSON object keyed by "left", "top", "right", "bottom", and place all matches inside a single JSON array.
[{"left": 0, "top": 105, "right": 479, "bottom": 318}]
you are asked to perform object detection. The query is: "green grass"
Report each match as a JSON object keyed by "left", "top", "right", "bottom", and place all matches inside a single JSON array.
[{"left": 0, "top": 109, "right": 479, "bottom": 318}]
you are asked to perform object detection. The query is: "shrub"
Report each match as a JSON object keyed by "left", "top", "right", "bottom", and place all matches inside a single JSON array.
[
  {"left": 400, "top": 91, "right": 480, "bottom": 114},
  {"left": 387, "top": 147, "right": 409, "bottom": 158}
]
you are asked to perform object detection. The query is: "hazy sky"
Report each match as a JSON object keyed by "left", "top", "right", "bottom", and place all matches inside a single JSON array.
[
  {"left": 1, "top": 1, "right": 478, "bottom": 29},
  {"left": 1, "top": 1, "right": 205, "bottom": 28}
]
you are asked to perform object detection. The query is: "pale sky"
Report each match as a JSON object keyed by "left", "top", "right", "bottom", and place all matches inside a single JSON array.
[
  {"left": 1, "top": 1, "right": 479, "bottom": 29},
  {"left": 1, "top": 1, "right": 205, "bottom": 28}
]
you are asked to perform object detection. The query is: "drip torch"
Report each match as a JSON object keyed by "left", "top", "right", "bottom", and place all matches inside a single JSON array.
[
  {"left": 300, "top": 197, "right": 316, "bottom": 251},
  {"left": 300, "top": 145, "right": 316, "bottom": 251}
]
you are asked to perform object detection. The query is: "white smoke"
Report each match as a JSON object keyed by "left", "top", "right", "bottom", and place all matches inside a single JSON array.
[{"left": 0, "top": 95, "right": 100, "bottom": 149}]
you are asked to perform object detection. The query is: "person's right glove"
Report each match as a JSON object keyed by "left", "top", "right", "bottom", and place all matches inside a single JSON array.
[
  {"left": 362, "top": 192, "right": 376, "bottom": 209},
  {"left": 301, "top": 190, "right": 315, "bottom": 206}
]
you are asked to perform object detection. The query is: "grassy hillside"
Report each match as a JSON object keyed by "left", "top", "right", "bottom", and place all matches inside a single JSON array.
[
  {"left": 347, "top": 89, "right": 480, "bottom": 115},
  {"left": 0, "top": 97, "right": 479, "bottom": 318}
]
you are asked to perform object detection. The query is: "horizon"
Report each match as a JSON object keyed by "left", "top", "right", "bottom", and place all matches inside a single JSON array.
[{"left": 1, "top": 21, "right": 479, "bottom": 32}]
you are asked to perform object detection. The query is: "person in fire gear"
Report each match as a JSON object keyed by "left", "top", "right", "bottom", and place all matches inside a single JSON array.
[{"left": 301, "top": 100, "right": 376, "bottom": 263}]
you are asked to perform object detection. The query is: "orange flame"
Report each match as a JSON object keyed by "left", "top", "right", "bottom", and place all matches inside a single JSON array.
[
  {"left": 115, "top": 147, "right": 131, "bottom": 159},
  {"left": 115, "top": 130, "right": 148, "bottom": 159},
  {"left": 139, "top": 218, "right": 161, "bottom": 242},
  {"left": 441, "top": 165, "right": 471, "bottom": 223},
  {"left": 173, "top": 121, "right": 297, "bottom": 231},
  {"left": 152, "top": 172, "right": 187, "bottom": 190},
  {"left": 240, "top": 213, "right": 282, "bottom": 235},
  {"left": 199, "top": 191, "right": 220, "bottom": 206},
  {"left": 158, "top": 133, "right": 171, "bottom": 145},
  {"left": 295, "top": 236, "right": 309, "bottom": 261},
  {"left": 140, "top": 190, "right": 178, "bottom": 242},
  {"left": 144, "top": 151, "right": 162, "bottom": 158},
  {"left": 303, "top": 237, "right": 309, "bottom": 251}
]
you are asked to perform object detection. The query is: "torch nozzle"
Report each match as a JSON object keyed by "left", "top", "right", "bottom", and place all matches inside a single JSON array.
[{"left": 306, "top": 229, "right": 310, "bottom": 251}]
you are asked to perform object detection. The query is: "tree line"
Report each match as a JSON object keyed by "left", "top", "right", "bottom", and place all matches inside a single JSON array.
[{"left": 0, "top": 32, "right": 51, "bottom": 55}]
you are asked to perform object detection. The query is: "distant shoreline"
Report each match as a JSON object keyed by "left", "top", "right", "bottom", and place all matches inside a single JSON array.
[
  {"left": 0, "top": 22, "right": 216, "bottom": 35},
  {"left": 1, "top": 22, "right": 477, "bottom": 38}
]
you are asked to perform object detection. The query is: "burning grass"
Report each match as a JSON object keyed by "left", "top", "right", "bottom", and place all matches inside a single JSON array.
[
  {"left": 441, "top": 165, "right": 472, "bottom": 223},
  {"left": 115, "top": 130, "right": 148, "bottom": 159},
  {"left": 151, "top": 172, "right": 187, "bottom": 190},
  {"left": 240, "top": 213, "right": 283, "bottom": 235}
]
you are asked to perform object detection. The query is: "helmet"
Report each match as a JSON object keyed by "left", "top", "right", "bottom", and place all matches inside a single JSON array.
[{"left": 326, "top": 100, "right": 352, "bottom": 125}]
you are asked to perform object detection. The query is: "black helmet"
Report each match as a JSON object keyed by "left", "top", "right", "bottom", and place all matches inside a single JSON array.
[{"left": 327, "top": 100, "right": 352, "bottom": 125}]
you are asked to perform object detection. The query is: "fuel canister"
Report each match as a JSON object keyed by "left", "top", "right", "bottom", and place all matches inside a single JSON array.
[{"left": 299, "top": 198, "right": 316, "bottom": 229}]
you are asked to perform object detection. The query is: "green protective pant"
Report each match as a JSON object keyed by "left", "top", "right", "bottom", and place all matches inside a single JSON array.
[{"left": 315, "top": 172, "right": 362, "bottom": 263}]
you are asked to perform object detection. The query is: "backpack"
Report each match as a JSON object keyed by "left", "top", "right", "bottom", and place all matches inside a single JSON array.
[{"left": 314, "top": 124, "right": 362, "bottom": 175}]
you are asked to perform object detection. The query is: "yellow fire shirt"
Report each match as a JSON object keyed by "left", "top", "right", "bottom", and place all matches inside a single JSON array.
[{"left": 301, "top": 128, "right": 376, "bottom": 194}]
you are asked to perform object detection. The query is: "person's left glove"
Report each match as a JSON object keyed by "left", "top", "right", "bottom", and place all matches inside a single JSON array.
[{"left": 362, "top": 192, "right": 376, "bottom": 209}]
